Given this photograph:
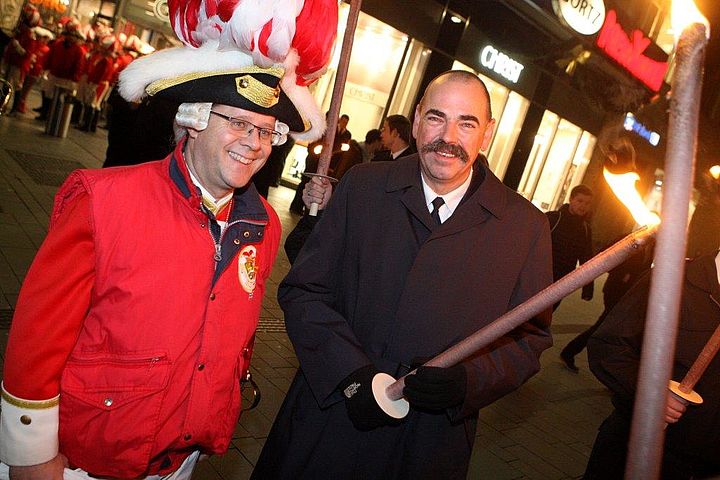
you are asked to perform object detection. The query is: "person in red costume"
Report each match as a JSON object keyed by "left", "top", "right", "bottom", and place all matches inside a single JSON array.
[
  {"left": 0, "top": 0, "right": 337, "bottom": 478},
  {"left": 11, "top": 27, "right": 53, "bottom": 114},
  {"left": 77, "top": 34, "right": 117, "bottom": 131},
  {"left": 3, "top": 4, "right": 41, "bottom": 99},
  {"left": 35, "top": 20, "right": 86, "bottom": 121}
]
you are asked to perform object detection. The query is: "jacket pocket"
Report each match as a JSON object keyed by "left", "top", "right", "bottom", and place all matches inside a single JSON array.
[
  {"left": 220, "top": 356, "right": 244, "bottom": 442},
  {"left": 59, "top": 351, "right": 171, "bottom": 477}
]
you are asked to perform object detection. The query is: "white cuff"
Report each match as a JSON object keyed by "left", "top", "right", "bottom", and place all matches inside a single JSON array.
[{"left": 0, "top": 384, "right": 59, "bottom": 466}]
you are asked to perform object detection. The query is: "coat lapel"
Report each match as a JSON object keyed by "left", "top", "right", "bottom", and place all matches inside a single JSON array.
[{"left": 386, "top": 155, "right": 437, "bottom": 231}]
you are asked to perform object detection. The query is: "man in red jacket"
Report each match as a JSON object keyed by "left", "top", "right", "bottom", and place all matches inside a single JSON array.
[
  {"left": 35, "top": 21, "right": 86, "bottom": 121},
  {"left": 0, "top": 0, "right": 337, "bottom": 478}
]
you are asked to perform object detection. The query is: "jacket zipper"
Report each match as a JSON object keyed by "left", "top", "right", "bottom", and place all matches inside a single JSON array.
[{"left": 208, "top": 218, "right": 268, "bottom": 263}]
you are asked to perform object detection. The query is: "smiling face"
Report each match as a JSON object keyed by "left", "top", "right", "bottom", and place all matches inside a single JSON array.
[
  {"left": 412, "top": 74, "right": 495, "bottom": 195},
  {"left": 184, "top": 104, "right": 274, "bottom": 199}
]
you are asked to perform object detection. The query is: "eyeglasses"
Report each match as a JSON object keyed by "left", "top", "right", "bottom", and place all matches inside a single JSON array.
[{"left": 209, "top": 111, "right": 282, "bottom": 146}]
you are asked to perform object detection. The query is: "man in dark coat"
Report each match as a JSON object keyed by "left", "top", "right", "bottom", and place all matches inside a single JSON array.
[
  {"left": 546, "top": 184, "right": 595, "bottom": 314},
  {"left": 372, "top": 113, "right": 417, "bottom": 161},
  {"left": 585, "top": 252, "right": 720, "bottom": 479},
  {"left": 252, "top": 70, "right": 553, "bottom": 479}
]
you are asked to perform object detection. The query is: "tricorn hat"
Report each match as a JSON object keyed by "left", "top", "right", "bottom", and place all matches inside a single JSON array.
[{"left": 118, "top": 0, "right": 338, "bottom": 141}]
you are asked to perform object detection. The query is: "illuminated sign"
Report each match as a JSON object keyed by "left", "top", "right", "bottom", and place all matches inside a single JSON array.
[
  {"left": 624, "top": 113, "right": 660, "bottom": 146},
  {"left": 553, "top": 0, "right": 606, "bottom": 35},
  {"left": 480, "top": 45, "right": 524, "bottom": 84},
  {"left": 596, "top": 10, "right": 669, "bottom": 92}
]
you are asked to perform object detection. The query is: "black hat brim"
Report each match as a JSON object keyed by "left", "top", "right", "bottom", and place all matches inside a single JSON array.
[{"left": 152, "top": 72, "right": 307, "bottom": 133}]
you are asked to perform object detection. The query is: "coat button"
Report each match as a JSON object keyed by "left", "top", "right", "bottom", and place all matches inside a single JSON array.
[
  {"left": 184, "top": 433, "right": 192, "bottom": 441},
  {"left": 198, "top": 364, "right": 205, "bottom": 371},
  {"left": 258, "top": 231, "right": 263, "bottom": 237},
  {"left": 104, "top": 398, "right": 113, "bottom": 407},
  {"left": 243, "top": 231, "right": 250, "bottom": 238},
  {"left": 234, "top": 239, "right": 240, "bottom": 245},
  {"left": 210, "top": 293, "right": 216, "bottom": 300},
  {"left": 242, "top": 347, "right": 250, "bottom": 355},
  {"left": 20, "top": 415, "right": 31, "bottom": 425},
  {"left": 200, "top": 223, "right": 206, "bottom": 228}
]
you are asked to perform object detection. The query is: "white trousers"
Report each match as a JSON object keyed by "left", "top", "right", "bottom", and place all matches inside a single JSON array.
[{"left": 0, "top": 450, "right": 199, "bottom": 480}]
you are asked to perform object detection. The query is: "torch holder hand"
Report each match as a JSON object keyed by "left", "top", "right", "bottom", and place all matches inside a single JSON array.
[
  {"left": 668, "top": 379, "right": 703, "bottom": 405},
  {"left": 372, "top": 373, "right": 409, "bottom": 419},
  {"left": 302, "top": 173, "right": 338, "bottom": 217}
]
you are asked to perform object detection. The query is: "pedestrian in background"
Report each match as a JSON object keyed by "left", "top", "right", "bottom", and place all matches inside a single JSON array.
[
  {"left": 371, "top": 113, "right": 415, "bottom": 161},
  {"left": 546, "top": 184, "right": 595, "bottom": 313},
  {"left": 560, "top": 236, "right": 654, "bottom": 372},
  {"left": 359, "top": 128, "right": 383, "bottom": 162}
]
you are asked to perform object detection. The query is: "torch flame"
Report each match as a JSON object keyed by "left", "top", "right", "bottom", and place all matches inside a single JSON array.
[
  {"left": 604, "top": 169, "right": 661, "bottom": 227},
  {"left": 672, "top": 0, "right": 710, "bottom": 41},
  {"left": 710, "top": 165, "right": 720, "bottom": 180}
]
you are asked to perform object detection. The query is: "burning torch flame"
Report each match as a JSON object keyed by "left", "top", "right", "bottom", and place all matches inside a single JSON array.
[
  {"left": 710, "top": 165, "right": 720, "bottom": 180},
  {"left": 604, "top": 169, "right": 661, "bottom": 227},
  {"left": 672, "top": 0, "right": 710, "bottom": 41}
]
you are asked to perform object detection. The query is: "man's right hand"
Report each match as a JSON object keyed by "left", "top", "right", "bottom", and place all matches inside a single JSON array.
[
  {"left": 9, "top": 454, "right": 67, "bottom": 480},
  {"left": 302, "top": 176, "right": 332, "bottom": 211}
]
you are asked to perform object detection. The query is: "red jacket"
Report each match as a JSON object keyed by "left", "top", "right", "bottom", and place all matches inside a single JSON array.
[
  {"left": 1, "top": 141, "right": 280, "bottom": 477},
  {"left": 28, "top": 43, "right": 49, "bottom": 77},
  {"left": 86, "top": 52, "right": 115, "bottom": 85},
  {"left": 45, "top": 38, "right": 85, "bottom": 81},
  {"left": 3, "top": 27, "right": 36, "bottom": 73}
]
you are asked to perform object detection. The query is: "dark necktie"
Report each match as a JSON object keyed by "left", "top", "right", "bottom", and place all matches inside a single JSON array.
[{"left": 430, "top": 196, "right": 445, "bottom": 225}]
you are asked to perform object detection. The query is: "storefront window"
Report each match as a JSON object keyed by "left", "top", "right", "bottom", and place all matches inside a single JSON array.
[
  {"left": 486, "top": 90, "right": 528, "bottom": 180},
  {"left": 555, "top": 131, "right": 595, "bottom": 206},
  {"left": 518, "top": 111, "right": 596, "bottom": 212},
  {"left": 518, "top": 111, "right": 559, "bottom": 202},
  {"left": 281, "top": 6, "right": 423, "bottom": 186}
]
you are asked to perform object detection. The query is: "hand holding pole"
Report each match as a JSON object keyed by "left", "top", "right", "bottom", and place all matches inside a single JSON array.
[{"left": 308, "top": 0, "right": 362, "bottom": 216}]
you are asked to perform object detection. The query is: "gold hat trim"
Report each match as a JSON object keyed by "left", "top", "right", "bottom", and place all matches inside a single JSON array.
[
  {"left": 2, "top": 390, "right": 60, "bottom": 409},
  {"left": 146, "top": 65, "right": 285, "bottom": 100},
  {"left": 235, "top": 74, "right": 280, "bottom": 108}
]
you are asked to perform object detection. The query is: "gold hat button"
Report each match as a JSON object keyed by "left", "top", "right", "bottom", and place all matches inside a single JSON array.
[{"left": 239, "top": 78, "right": 249, "bottom": 88}]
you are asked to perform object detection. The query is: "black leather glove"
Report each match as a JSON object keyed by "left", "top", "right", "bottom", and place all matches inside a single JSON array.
[
  {"left": 341, "top": 365, "right": 397, "bottom": 431},
  {"left": 403, "top": 364, "right": 467, "bottom": 411}
]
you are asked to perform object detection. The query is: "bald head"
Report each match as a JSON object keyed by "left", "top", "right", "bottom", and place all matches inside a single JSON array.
[{"left": 420, "top": 71, "right": 492, "bottom": 122}]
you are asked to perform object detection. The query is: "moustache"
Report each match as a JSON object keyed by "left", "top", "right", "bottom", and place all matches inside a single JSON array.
[{"left": 420, "top": 139, "right": 469, "bottom": 163}]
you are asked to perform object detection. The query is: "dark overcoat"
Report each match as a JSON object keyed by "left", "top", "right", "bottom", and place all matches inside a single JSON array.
[
  {"left": 253, "top": 155, "right": 553, "bottom": 479},
  {"left": 586, "top": 254, "right": 720, "bottom": 478}
]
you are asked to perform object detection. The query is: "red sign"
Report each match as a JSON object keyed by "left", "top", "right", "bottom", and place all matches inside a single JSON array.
[{"left": 596, "top": 10, "right": 669, "bottom": 92}]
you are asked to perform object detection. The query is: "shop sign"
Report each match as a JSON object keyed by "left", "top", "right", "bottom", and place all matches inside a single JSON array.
[
  {"left": 624, "top": 113, "right": 660, "bottom": 146},
  {"left": 480, "top": 45, "right": 524, "bottom": 84},
  {"left": 345, "top": 83, "right": 388, "bottom": 107},
  {"left": 596, "top": 10, "right": 668, "bottom": 92},
  {"left": 553, "top": 0, "right": 606, "bottom": 35}
]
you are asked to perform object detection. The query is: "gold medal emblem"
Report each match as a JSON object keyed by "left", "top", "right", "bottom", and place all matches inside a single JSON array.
[{"left": 238, "top": 245, "right": 258, "bottom": 294}]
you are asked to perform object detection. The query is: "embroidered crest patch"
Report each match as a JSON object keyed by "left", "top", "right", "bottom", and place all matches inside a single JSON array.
[{"left": 238, "top": 245, "right": 258, "bottom": 293}]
